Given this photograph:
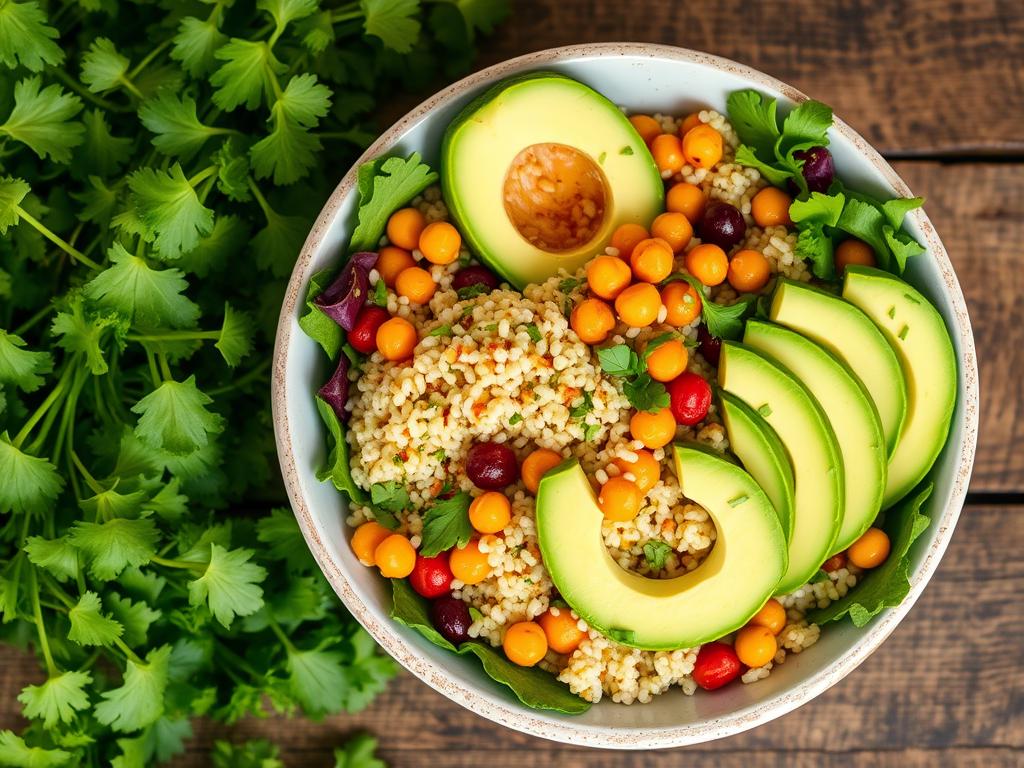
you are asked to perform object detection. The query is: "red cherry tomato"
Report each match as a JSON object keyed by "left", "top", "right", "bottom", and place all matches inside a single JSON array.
[
  {"left": 668, "top": 371, "right": 712, "bottom": 425},
  {"left": 349, "top": 306, "right": 391, "bottom": 354},
  {"left": 693, "top": 641, "right": 742, "bottom": 690},
  {"left": 409, "top": 552, "right": 454, "bottom": 599}
]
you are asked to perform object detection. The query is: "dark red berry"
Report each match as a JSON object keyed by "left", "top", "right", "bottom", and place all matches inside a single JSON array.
[
  {"left": 430, "top": 596, "right": 472, "bottom": 645},
  {"left": 693, "top": 641, "right": 742, "bottom": 690},
  {"left": 699, "top": 202, "right": 746, "bottom": 252},
  {"left": 667, "top": 371, "right": 712, "bottom": 426},
  {"left": 348, "top": 306, "right": 390, "bottom": 355},
  {"left": 794, "top": 146, "right": 835, "bottom": 194},
  {"left": 452, "top": 265, "right": 500, "bottom": 292},
  {"left": 409, "top": 552, "right": 454, "bottom": 599},
  {"left": 465, "top": 441, "right": 519, "bottom": 490},
  {"left": 697, "top": 324, "right": 721, "bottom": 366}
]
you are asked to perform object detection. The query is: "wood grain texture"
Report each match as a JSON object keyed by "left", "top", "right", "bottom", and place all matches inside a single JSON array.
[
  {"left": 2, "top": 505, "right": 1018, "bottom": 765},
  {"left": 475, "top": 0, "right": 1024, "bottom": 155}
]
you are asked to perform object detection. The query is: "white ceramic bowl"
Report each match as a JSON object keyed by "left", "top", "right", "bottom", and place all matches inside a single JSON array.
[{"left": 272, "top": 44, "right": 979, "bottom": 748}]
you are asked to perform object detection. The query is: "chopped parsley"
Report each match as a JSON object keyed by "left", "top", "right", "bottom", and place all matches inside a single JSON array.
[
  {"left": 372, "top": 278, "right": 388, "bottom": 307},
  {"left": 607, "top": 628, "right": 636, "bottom": 644},
  {"left": 598, "top": 151, "right": 607, "bottom": 164},
  {"left": 419, "top": 492, "right": 473, "bottom": 557},
  {"left": 758, "top": 404, "right": 773, "bottom": 417},
  {"left": 523, "top": 323, "right": 543, "bottom": 342},
  {"left": 457, "top": 284, "right": 490, "bottom": 300},
  {"left": 568, "top": 391, "right": 594, "bottom": 420},
  {"left": 427, "top": 324, "right": 452, "bottom": 337},
  {"left": 597, "top": 344, "right": 670, "bottom": 413},
  {"left": 559, "top": 276, "right": 583, "bottom": 293},
  {"left": 508, "top": 413, "right": 524, "bottom": 426},
  {"left": 643, "top": 540, "right": 673, "bottom": 570},
  {"left": 619, "top": 146, "right": 634, "bottom": 156}
]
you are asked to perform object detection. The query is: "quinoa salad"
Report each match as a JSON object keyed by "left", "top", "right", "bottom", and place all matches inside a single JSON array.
[{"left": 300, "top": 74, "right": 957, "bottom": 711}]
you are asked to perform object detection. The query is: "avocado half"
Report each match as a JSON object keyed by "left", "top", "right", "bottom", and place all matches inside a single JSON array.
[
  {"left": 534, "top": 449, "right": 786, "bottom": 651},
  {"left": 441, "top": 72, "right": 664, "bottom": 289}
]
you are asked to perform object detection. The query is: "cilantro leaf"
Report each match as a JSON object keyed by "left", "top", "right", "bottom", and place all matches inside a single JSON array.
[
  {"left": 348, "top": 153, "right": 438, "bottom": 253},
  {"left": 370, "top": 480, "right": 409, "bottom": 519},
  {"left": 362, "top": 0, "right": 421, "bottom": 53},
  {"left": 701, "top": 294, "right": 755, "bottom": 339},
  {"left": 835, "top": 198, "right": 890, "bottom": 271},
  {"left": 779, "top": 100, "right": 833, "bottom": 156},
  {"left": 0, "top": 432, "right": 64, "bottom": 515},
  {"left": 810, "top": 483, "right": 932, "bottom": 626},
  {"left": 251, "top": 207, "right": 311, "bottom": 277},
  {"left": 138, "top": 92, "right": 226, "bottom": 161},
  {"left": 211, "top": 39, "right": 286, "bottom": 112},
  {"left": 68, "top": 591, "right": 124, "bottom": 646},
  {"left": 883, "top": 225, "right": 927, "bottom": 273},
  {"left": 733, "top": 145, "right": 793, "bottom": 186},
  {"left": 17, "top": 671, "right": 92, "bottom": 730},
  {"left": 643, "top": 540, "right": 672, "bottom": 569},
  {"left": 880, "top": 197, "right": 924, "bottom": 230},
  {"left": 0, "top": 730, "right": 72, "bottom": 767},
  {"left": 622, "top": 373, "right": 670, "bottom": 413},
  {"left": 0, "top": 0, "right": 64, "bottom": 71},
  {"left": 0, "top": 76, "right": 84, "bottom": 163},
  {"left": 68, "top": 517, "right": 159, "bottom": 580},
  {"left": 0, "top": 331, "right": 52, "bottom": 393},
  {"left": 284, "top": 638, "right": 370, "bottom": 718},
  {"left": 50, "top": 294, "right": 121, "bottom": 375},
  {"left": 171, "top": 15, "right": 228, "bottom": 78},
  {"left": 78, "top": 485, "right": 146, "bottom": 522},
  {"left": 726, "top": 90, "right": 780, "bottom": 158},
  {"left": 0, "top": 177, "right": 30, "bottom": 234},
  {"left": 127, "top": 164, "right": 215, "bottom": 259},
  {"left": 214, "top": 303, "right": 255, "bottom": 367},
  {"left": 106, "top": 594, "right": 161, "bottom": 647},
  {"left": 789, "top": 191, "right": 845, "bottom": 227},
  {"left": 794, "top": 223, "right": 835, "bottom": 280},
  {"left": 212, "top": 740, "right": 284, "bottom": 768},
  {"left": 188, "top": 544, "right": 267, "bottom": 627},
  {"left": 131, "top": 375, "right": 224, "bottom": 456},
  {"left": 72, "top": 109, "right": 132, "bottom": 179},
  {"left": 250, "top": 74, "right": 332, "bottom": 185},
  {"left": 419, "top": 491, "right": 473, "bottom": 556},
  {"left": 80, "top": 38, "right": 131, "bottom": 95},
  {"left": 334, "top": 733, "right": 385, "bottom": 768},
  {"left": 95, "top": 645, "right": 171, "bottom": 732},
  {"left": 84, "top": 243, "right": 200, "bottom": 328},
  {"left": 597, "top": 344, "right": 640, "bottom": 377},
  {"left": 257, "top": 508, "right": 315, "bottom": 571},
  {"left": 25, "top": 536, "right": 79, "bottom": 582}
]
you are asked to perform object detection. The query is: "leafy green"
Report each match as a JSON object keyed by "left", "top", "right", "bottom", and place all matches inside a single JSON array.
[
  {"left": 333, "top": 732, "right": 387, "bottom": 768},
  {"left": 642, "top": 540, "right": 672, "bottom": 570},
  {"left": 664, "top": 275, "right": 753, "bottom": 339},
  {"left": 0, "top": 76, "right": 84, "bottom": 163},
  {"left": 17, "top": 670, "right": 92, "bottom": 730},
  {"left": 0, "top": 332, "right": 52, "bottom": 393},
  {"left": 810, "top": 483, "right": 933, "bottom": 626},
  {"left": 597, "top": 343, "right": 670, "bottom": 412},
  {"left": 315, "top": 396, "right": 368, "bottom": 504},
  {"left": 348, "top": 153, "right": 438, "bottom": 253},
  {"left": 419, "top": 492, "right": 473, "bottom": 557},
  {"left": 390, "top": 579, "right": 589, "bottom": 714},
  {"left": 0, "top": 1, "right": 63, "bottom": 72},
  {"left": 131, "top": 376, "right": 224, "bottom": 456}
]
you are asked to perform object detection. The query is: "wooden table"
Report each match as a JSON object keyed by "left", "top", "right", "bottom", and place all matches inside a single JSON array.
[{"left": 3, "top": 1, "right": 1022, "bottom": 764}]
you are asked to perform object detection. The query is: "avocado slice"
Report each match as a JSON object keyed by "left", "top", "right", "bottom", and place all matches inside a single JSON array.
[
  {"left": 535, "top": 449, "right": 786, "bottom": 651},
  {"left": 743, "top": 320, "right": 887, "bottom": 554},
  {"left": 441, "top": 73, "right": 664, "bottom": 288},
  {"left": 769, "top": 279, "right": 907, "bottom": 456},
  {"left": 718, "top": 342, "right": 843, "bottom": 594},
  {"left": 842, "top": 266, "right": 957, "bottom": 509},
  {"left": 718, "top": 390, "right": 795, "bottom": 543}
]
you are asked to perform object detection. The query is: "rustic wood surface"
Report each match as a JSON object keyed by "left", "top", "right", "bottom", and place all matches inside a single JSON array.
[{"left": 3, "top": 1, "right": 1023, "bottom": 765}]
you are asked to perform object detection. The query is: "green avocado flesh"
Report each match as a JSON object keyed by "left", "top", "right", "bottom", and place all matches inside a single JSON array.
[
  {"left": 535, "top": 449, "right": 786, "bottom": 651},
  {"left": 718, "top": 390, "right": 795, "bottom": 543},
  {"left": 718, "top": 342, "right": 843, "bottom": 594},
  {"left": 769, "top": 279, "right": 907, "bottom": 457},
  {"left": 441, "top": 72, "right": 664, "bottom": 289},
  {"left": 842, "top": 266, "right": 957, "bottom": 509},
  {"left": 743, "top": 320, "right": 886, "bottom": 554}
]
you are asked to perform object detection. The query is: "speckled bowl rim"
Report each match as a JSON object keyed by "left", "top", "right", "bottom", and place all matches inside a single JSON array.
[{"left": 272, "top": 43, "right": 979, "bottom": 749}]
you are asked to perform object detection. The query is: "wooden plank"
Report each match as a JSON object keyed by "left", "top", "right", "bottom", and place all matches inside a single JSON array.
[
  {"left": 891, "top": 162, "right": 1024, "bottom": 492},
  {"left": 473, "top": 0, "right": 1024, "bottom": 155}
]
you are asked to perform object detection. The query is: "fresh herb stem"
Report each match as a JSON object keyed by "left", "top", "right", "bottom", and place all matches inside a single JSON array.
[
  {"left": 205, "top": 358, "right": 272, "bottom": 396},
  {"left": 111, "top": 635, "right": 144, "bottom": 666},
  {"left": 14, "top": 207, "right": 103, "bottom": 271},
  {"left": 47, "top": 65, "right": 133, "bottom": 113},
  {"left": 187, "top": 165, "right": 219, "bottom": 188},
  {"left": 28, "top": 567, "right": 58, "bottom": 677},
  {"left": 126, "top": 38, "right": 171, "bottom": 80},
  {"left": 265, "top": 615, "right": 297, "bottom": 654},
  {"left": 150, "top": 555, "right": 207, "bottom": 572},
  {"left": 128, "top": 330, "right": 219, "bottom": 343},
  {"left": 157, "top": 353, "right": 173, "bottom": 382},
  {"left": 12, "top": 363, "right": 74, "bottom": 449},
  {"left": 70, "top": 451, "right": 105, "bottom": 497}
]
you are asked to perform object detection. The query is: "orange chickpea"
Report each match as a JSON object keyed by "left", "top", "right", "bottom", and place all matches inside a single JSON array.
[
  {"left": 613, "top": 450, "right": 660, "bottom": 493},
  {"left": 570, "top": 298, "right": 616, "bottom": 345},
  {"left": 376, "top": 316, "right": 418, "bottom": 361},
  {"left": 681, "top": 124, "right": 723, "bottom": 169},
  {"left": 847, "top": 528, "right": 890, "bottom": 569},
  {"left": 748, "top": 598, "right": 787, "bottom": 635},
  {"left": 598, "top": 476, "right": 642, "bottom": 522},
  {"left": 468, "top": 492, "right": 512, "bottom": 535},
  {"left": 522, "top": 448, "right": 563, "bottom": 494},
  {"left": 734, "top": 624, "right": 777, "bottom": 668},
  {"left": 610, "top": 223, "right": 650, "bottom": 260},
  {"left": 666, "top": 182, "right": 707, "bottom": 225},
  {"left": 376, "top": 246, "right": 416, "bottom": 287},
  {"left": 503, "top": 621, "right": 548, "bottom": 667},
  {"left": 651, "top": 133, "right": 684, "bottom": 175},
  {"left": 629, "top": 407, "right": 676, "bottom": 449},
  {"left": 418, "top": 221, "right": 461, "bottom": 265},
  {"left": 586, "top": 255, "right": 633, "bottom": 300},
  {"left": 679, "top": 112, "right": 703, "bottom": 135},
  {"left": 727, "top": 249, "right": 772, "bottom": 293},
  {"left": 449, "top": 540, "right": 490, "bottom": 585},
  {"left": 395, "top": 266, "right": 436, "bottom": 304},
  {"left": 628, "top": 114, "right": 662, "bottom": 146},
  {"left": 630, "top": 238, "right": 674, "bottom": 283},
  {"left": 373, "top": 534, "right": 416, "bottom": 578},
  {"left": 751, "top": 187, "right": 793, "bottom": 227},
  {"left": 661, "top": 281, "right": 702, "bottom": 326},
  {"left": 351, "top": 521, "right": 391, "bottom": 566},
  {"left": 835, "top": 239, "right": 876, "bottom": 274},
  {"left": 684, "top": 243, "right": 728, "bottom": 287},
  {"left": 538, "top": 607, "right": 586, "bottom": 655},
  {"left": 650, "top": 212, "right": 694, "bottom": 253},
  {"left": 614, "top": 283, "right": 661, "bottom": 328},
  {"left": 386, "top": 207, "right": 426, "bottom": 251},
  {"left": 645, "top": 338, "right": 689, "bottom": 382}
]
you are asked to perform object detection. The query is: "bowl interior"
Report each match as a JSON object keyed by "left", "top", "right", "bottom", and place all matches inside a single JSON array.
[{"left": 274, "top": 46, "right": 978, "bottom": 747}]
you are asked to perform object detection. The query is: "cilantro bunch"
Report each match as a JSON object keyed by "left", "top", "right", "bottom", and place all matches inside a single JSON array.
[{"left": 0, "top": 0, "right": 507, "bottom": 764}]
